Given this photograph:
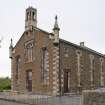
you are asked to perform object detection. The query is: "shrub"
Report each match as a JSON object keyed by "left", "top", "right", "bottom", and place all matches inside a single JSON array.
[{"left": 0, "top": 77, "right": 11, "bottom": 91}]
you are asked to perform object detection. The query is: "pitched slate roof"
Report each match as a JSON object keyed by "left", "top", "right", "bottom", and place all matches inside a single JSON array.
[{"left": 14, "top": 27, "right": 105, "bottom": 58}]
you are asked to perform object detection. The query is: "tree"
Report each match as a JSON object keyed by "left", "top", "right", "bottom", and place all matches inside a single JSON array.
[
  {"left": 0, "top": 77, "right": 11, "bottom": 91},
  {"left": 0, "top": 36, "right": 3, "bottom": 48},
  {"left": 0, "top": 39, "right": 1, "bottom": 48}
]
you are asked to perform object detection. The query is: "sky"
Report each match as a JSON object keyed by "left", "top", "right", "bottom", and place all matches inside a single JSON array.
[{"left": 0, "top": 0, "right": 105, "bottom": 77}]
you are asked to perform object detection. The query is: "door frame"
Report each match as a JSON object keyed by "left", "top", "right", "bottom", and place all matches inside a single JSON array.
[
  {"left": 64, "top": 69, "right": 70, "bottom": 93},
  {"left": 26, "top": 70, "right": 32, "bottom": 92}
]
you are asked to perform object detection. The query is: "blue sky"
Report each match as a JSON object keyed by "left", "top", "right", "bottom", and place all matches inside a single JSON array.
[{"left": 0, "top": 0, "right": 105, "bottom": 77}]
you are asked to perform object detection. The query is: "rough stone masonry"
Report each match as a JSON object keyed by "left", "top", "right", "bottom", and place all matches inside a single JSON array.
[{"left": 82, "top": 88, "right": 105, "bottom": 105}]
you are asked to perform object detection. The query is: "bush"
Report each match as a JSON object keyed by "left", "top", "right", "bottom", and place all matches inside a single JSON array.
[{"left": 0, "top": 77, "right": 11, "bottom": 91}]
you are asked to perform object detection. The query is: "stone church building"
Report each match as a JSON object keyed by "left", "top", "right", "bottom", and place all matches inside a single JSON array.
[{"left": 9, "top": 7, "right": 105, "bottom": 96}]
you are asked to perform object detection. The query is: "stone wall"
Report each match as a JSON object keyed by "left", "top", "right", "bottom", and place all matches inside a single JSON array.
[
  {"left": 60, "top": 39, "right": 105, "bottom": 94},
  {"left": 0, "top": 92, "right": 81, "bottom": 105},
  {"left": 12, "top": 28, "right": 55, "bottom": 95},
  {"left": 82, "top": 88, "right": 105, "bottom": 105}
]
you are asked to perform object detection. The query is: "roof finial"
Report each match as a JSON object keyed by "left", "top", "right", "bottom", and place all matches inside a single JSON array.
[
  {"left": 53, "top": 15, "right": 60, "bottom": 30},
  {"left": 55, "top": 15, "right": 57, "bottom": 21},
  {"left": 9, "top": 38, "right": 13, "bottom": 59},
  {"left": 11, "top": 38, "right": 13, "bottom": 45},
  {"left": 10, "top": 38, "right": 13, "bottom": 48}
]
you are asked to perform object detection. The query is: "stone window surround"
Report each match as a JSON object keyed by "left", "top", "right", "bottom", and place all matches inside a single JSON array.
[
  {"left": 41, "top": 47, "right": 49, "bottom": 85},
  {"left": 100, "top": 57, "right": 104, "bottom": 87},
  {"left": 76, "top": 50, "right": 82, "bottom": 87},
  {"left": 16, "top": 55, "right": 21, "bottom": 80},
  {"left": 89, "top": 54, "right": 95, "bottom": 87},
  {"left": 24, "top": 40, "right": 34, "bottom": 63}
]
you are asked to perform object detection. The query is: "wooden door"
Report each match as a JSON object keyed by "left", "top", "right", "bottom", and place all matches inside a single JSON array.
[
  {"left": 26, "top": 70, "right": 32, "bottom": 92},
  {"left": 64, "top": 71, "right": 69, "bottom": 93}
]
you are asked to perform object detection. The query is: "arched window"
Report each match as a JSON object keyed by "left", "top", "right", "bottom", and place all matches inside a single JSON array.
[
  {"left": 26, "top": 12, "right": 29, "bottom": 21},
  {"left": 16, "top": 56, "right": 21, "bottom": 79},
  {"left": 25, "top": 40, "right": 34, "bottom": 63},
  {"left": 27, "top": 43, "right": 33, "bottom": 62},
  {"left": 76, "top": 50, "right": 82, "bottom": 87},
  {"left": 41, "top": 48, "right": 49, "bottom": 85},
  {"left": 89, "top": 55, "right": 95, "bottom": 87},
  {"left": 100, "top": 58, "right": 104, "bottom": 86},
  {"left": 32, "top": 12, "right": 35, "bottom": 20}
]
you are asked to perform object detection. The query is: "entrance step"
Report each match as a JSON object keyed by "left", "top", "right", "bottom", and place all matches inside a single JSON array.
[{"left": 64, "top": 92, "right": 79, "bottom": 96}]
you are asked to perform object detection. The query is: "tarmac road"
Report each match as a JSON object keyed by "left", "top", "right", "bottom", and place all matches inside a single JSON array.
[{"left": 0, "top": 100, "right": 30, "bottom": 105}]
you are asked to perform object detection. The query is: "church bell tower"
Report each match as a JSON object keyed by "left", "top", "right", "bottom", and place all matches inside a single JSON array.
[{"left": 25, "top": 7, "right": 37, "bottom": 31}]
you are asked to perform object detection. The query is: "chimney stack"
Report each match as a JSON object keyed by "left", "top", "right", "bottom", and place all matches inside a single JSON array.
[{"left": 80, "top": 42, "right": 84, "bottom": 47}]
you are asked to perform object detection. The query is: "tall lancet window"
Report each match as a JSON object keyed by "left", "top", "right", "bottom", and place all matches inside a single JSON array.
[
  {"left": 41, "top": 47, "right": 49, "bottom": 85},
  {"left": 76, "top": 50, "right": 82, "bottom": 87},
  {"left": 25, "top": 40, "right": 34, "bottom": 63},
  {"left": 89, "top": 55, "right": 95, "bottom": 88},
  {"left": 32, "top": 12, "right": 35, "bottom": 20},
  {"left": 16, "top": 56, "right": 21, "bottom": 80},
  {"left": 100, "top": 58, "right": 104, "bottom": 87},
  {"left": 26, "top": 12, "right": 29, "bottom": 21}
]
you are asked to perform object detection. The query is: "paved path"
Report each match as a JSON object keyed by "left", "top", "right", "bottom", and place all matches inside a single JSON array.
[{"left": 0, "top": 100, "right": 29, "bottom": 105}]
